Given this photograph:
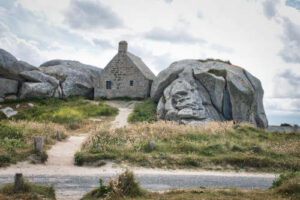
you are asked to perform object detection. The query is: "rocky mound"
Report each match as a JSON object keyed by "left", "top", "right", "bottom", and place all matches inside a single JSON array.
[
  {"left": 151, "top": 59, "right": 268, "bottom": 128},
  {"left": 0, "top": 49, "right": 102, "bottom": 101}
]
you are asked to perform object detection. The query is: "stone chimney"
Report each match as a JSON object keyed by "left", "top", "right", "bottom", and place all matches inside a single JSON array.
[{"left": 118, "top": 41, "right": 128, "bottom": 54}]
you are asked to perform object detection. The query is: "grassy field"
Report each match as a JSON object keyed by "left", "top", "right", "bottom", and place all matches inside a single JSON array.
[
  {"left": 0, "top": 97, "right": 118, "bottom": 130},
  {"left": 128, "top": 99, "right": 157, "bottom": 123},
  {"left": 76, "top": 121, "right": 300, "bottom": 172},
  {"left": 0, "top": 180, "right": 55, "bottom": 200},
  {"left": 0, "top": 97, "right": 118, "bottom": 167},
  {"left": 82, "top": 170, "right": 300, "bottom": 200},
  {"left": 0, "top": 120, "right": 67, "bottom": 167}
]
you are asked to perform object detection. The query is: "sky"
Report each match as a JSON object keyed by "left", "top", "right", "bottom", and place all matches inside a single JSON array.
[{"left": 0, "top": 0, "right": 300, "bottom": 125}]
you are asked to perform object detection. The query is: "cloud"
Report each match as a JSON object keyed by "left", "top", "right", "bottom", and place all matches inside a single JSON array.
[
  {"left": 286, "top": 0, "right": 300, "bottom": 11},
  {"left": 197, "top": 11, "right": 203, "bottom": 19},
  {"left": 0, "top": 22, "right": 45, "bottom": 66},
  {"left": 164, "top": 0, "right": 173, "bottom": 3},
  {"left": 64, "top": 0, "right": 122, "bottom": 30},
  {"left": 145, "top": 27, "right": 206, "bottom": 44},
  {"left": 273, "top": 69, "right": 300, "bottom": 98},
  {"left": 262, "top": 0, "right": 280, "bottom": 19},
  {"left": 209, "top": 44, "right": 234, "bottom": 53},
  {"left": 279, "top": 17, "right": 300, "bottom": 63},
  {"left": 0, "top": 0, "right": 16, "bottom": 9},
  {"left": 93, "top": 38, "right": 113, "bottom": 49}
]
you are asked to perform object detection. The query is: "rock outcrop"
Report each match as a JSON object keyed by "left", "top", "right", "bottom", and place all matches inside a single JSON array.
[
  {"left": 151, "top": 59, "right": 268, "bottom": 128},
  {"left": 0, "top": 49, "right": 102, "bottom": 100},
  {"left": 40, "top": 60, "right": 102, "bottom": 97},
  {"left": 0, "top": 49, "right": 37, "bottom": 81}
]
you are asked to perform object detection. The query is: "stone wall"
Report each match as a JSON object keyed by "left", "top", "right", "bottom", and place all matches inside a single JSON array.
[{"left": 95, "top": 53, "right": 151, "bottom": 99}]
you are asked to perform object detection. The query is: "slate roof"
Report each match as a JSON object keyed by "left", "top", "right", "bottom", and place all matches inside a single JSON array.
[{"left": 126, "top": 52, "right": 155, "bottom": 81}]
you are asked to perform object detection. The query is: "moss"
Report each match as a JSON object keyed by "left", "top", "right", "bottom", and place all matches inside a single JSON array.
[
  {"left": 208, "top": 69, "right": 227, "bottom": 78},
  {"left": 198, "top": 58, "right": 232, "bottom": 65}
]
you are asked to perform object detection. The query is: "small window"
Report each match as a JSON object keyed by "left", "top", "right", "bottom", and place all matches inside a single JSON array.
[
  {"left": 130, "top": 80, "right": 134, "bottom": 86},
  {"left": 106, "top": 81, "right": 112, "bottom": 89}
]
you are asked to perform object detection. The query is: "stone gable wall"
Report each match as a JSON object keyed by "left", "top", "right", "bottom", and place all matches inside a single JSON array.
[{"left": 96, "top": 53, "right": 151, "bottom": 99}]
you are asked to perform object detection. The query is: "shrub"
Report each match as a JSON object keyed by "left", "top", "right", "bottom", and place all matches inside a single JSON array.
[
  {"left": 74, "top": 152, "right": 85, "bottom": 166},
  {"left": 128, "top": 99, "right": 157, "bottom": 123},
  {"left": 82, "top": 169, "right": 144, "bottom": 199},
  {"left": 280, "top": 123, "right": 292, "bottom": 127},
  {"left": 0, "top": 155, "right": 11, "bottom": 167}
]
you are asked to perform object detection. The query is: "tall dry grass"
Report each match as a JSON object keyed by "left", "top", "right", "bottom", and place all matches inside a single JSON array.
[{"left": 78, "top": 120, "right": 300, "bottom": 172}]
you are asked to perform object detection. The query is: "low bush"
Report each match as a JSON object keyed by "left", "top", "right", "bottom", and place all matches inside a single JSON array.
[
  {"left": 82, "top": 169, "right": 144, "bottom": 200},
  {"left": 128, "top": 99, "right": 157, "bottom": 123}
]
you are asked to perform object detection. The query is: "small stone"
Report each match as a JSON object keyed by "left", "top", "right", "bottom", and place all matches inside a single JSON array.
[
  {"left": 16, "top": 104, "right": 20, "bottom": 109},
  {"left": 5, "top": 95, "right": 17, "bottom": 101},
  {"left": 149, "top": 141, "right": 156, "bottom": 151},
  {"left": 1, "top": 107, "right": 18, "bottom": 118},
  {"left": 28, "top": 103, "right": 34, "bottom": 107}
]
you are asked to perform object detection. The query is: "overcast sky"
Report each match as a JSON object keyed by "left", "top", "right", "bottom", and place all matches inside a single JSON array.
[{"left": 0, "top": 0, "right": 300, "bottom": 125}]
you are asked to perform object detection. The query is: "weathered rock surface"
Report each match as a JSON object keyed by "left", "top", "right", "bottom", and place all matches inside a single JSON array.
[
  {"left": 1, "top": 107, "right": 18, "bottom": 118},
  {"left": 0, "top": 49, "right": 37, "bottom": 80},
  {"left": 20, "top": 70, "right": 59, "bottom": 87},
  {"left": 151, "top": 60, "right": 268, "bottom": 128},
  {"left": 19, "top": 82, "right": 60, "bottom": 99},
  {"left": 0, "top": 77, "right": 19, "bottom": 98},
  {"left": 40, "top": 60, "right": 102, "bottom": 97}
]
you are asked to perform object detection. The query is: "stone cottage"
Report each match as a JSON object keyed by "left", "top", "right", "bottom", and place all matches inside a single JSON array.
[{"left": 94, "top": 41, "right": 155, "bottom": 99}]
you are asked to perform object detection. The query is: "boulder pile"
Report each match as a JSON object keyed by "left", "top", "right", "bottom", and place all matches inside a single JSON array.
[{"left": 0, "top": 49, "right": 102, "bottom": 101}]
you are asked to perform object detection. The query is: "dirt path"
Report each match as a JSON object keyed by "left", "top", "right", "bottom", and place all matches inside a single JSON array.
[
  {"left": 106, "top": 100, "right": 139, "bottom": 129},
  {"left": 46, "top": 134, "right": 87, "bottom": 166}
]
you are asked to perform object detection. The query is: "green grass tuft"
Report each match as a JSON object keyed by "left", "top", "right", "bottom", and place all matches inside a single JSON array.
[
  {"left": 0, "top": 181, "right": 55, "bottom": 200},
  {"left": 4, "top": 97, "right": 118, "bottom": 125},
  {"left": 128, "top": 99, "right": 157, "bottom": 123}
]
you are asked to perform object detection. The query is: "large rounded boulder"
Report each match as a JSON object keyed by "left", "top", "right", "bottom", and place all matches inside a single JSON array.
[
  {"left": 39, "top": 60, "right": 102, "bottom": 98},
  {"left": 151, "top": 59, "right": 268, "bottom": 128}
]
